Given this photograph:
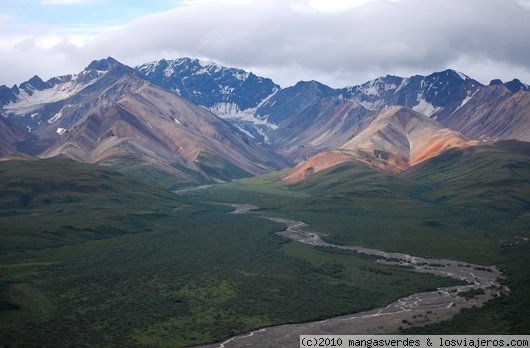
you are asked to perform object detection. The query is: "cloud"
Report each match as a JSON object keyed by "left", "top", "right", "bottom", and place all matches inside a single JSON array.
[
  {"left": 1, "top": 0, "right": 530, "bottom": 88},
  {"left": 40, "top": 0, "right": 101, "bottom": 4},
  {"left": 291, "top": 0, "right": 386, "bottom": 13}
]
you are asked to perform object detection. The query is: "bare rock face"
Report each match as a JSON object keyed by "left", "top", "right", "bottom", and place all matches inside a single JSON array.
[
  {"left": 442, "top": 83, "right": 530, "bottom": 142},
  {"left": 0, "top": 116, "right": 30, "bottom": 160},
  {"left": 270, "top": 98, "right": 378, "bottom": 163}
]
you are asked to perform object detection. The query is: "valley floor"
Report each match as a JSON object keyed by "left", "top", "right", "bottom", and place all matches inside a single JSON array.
[
  {"left": 200, "top": 204, "right": 504, "bottom": 348},
  {"left": 1, "top": 150, "right": 529, "bottom": 346}
]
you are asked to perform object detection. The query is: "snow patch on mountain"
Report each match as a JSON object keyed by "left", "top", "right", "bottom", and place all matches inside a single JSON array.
[
  {"left": 255, "top": 126, "right": 272, "bottom": 143},
  {"left": 209, "top": 102, "right": 242, "bottom": 116},
  {"left": 137, "top": 61, "right": 159, "bottom": 75},
  {"left": 4, "top": 72, "right": 104, "bottom": 114},
  {"left": 455, "top": 71, "right": 469, "bottom": 80},
  {"left": 48, "top": 104, "right": 73, "bottom": 124},
  {"left": 5, "top": 87, "right": 74, "bottom": 114},
  {"left": 412, "top": 97, "right": 442, "bottom": 116},
  {"left": 209, "top": 102, "right": 278, "bottom": 129},
  {"left": 460, "top": 90, "right": 479, "bottom": 107},
  {"left": 199, "top": 59, "right": 221, "bottom": 69},
  {"left": 233, "top": 70, "right": 250, "bottom": 81},
  {"left": 136, "top": 58, "right": 280, "bottom": 116},
  {"left": 393, "top": 78, "right": 409, "bottom": 94},
  {"left": 48, "top": 111, "right": 63, "bottom": 124},
  {"left": 359, "top": 100, "right": 385, "bottom": 110},
  {"left": 238, "top": 127, "right": 256, "bottom": 139},
  {"left": 359, "top": 81, "right": 380, "bottom": 96},
  {"left": 450, "top": 89, "right": 481, "bottom": 115},
  {"left": 163, "top": 66, "right": 176, "bottom": 78}
]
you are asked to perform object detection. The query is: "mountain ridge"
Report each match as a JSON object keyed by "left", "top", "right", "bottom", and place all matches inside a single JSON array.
[
  {"left": 136, "top": 58, "right": 280, "bottom": 118},
  {"left": 0, "top": 57, "right": 288, "bottom": 184},
  {"left": 2, "top": 57, "right": 530, "bottom": 184}
]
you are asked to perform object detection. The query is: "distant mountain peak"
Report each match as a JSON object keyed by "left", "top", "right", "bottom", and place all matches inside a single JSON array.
[
  {"left": 488, "top": 78, "right": 529, "bottom": 93},
  {"left": 489, "top": 79, "right": 504, "bottom": 86},
  {"left": 19, "top": 75, "right": 50, "bottom": 95},
  {"left": 339, "top": 69, "right": 482, "bottom": 119},
  {"left": 23, "top": 75, "right": 47, "bottom": 87},
  {"left": 505, "top": 78, "right": 530, "bottom": 93},
  {"left": 293, "top": 80, "right": 334, "bottom": 91},
  {"left": 3, "top": 57, "right": 135, "bottom": 116},
  {"left": 136, "top": 57, "right": 279, "bottom": 117},
  {"left": 438, "top": 69, "right": 470, "bottom": 80},
  {"left": 86, "top": 57, "right": 122, "bottom": 71}
]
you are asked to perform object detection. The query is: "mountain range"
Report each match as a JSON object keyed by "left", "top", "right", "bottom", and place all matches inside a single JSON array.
[
  {"left": 136, "top": 59, "right": 530, "bottom": 165},
  {"left": 0, "top": 58, "right": 286, "bottom": 185},
  {"left": 1, "top": 56, "right": 529, "bottom": 186}
]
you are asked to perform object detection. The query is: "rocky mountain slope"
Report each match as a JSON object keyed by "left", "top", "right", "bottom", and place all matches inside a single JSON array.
[
  {"left": 341, "top": 107, "right": 475, "bottom": 169},
  {"left": 282, "top": 107, "right": 476, "bottom": 183},
  {"left": 0, "top": 58, "right": 287, "bottom": 183},
  {"left": 269, "top": 96, "right": 377, "bottom": 162},
  {"left": 2, "top": 57, "right": 530, "bottom": 184},
  {"left": 442, "top": 81, "right": 530, "bottom": 142},
  {"left": 136, "top": 58, "right": 530, "bottom": 164},
  {"left": 0, "top": 116, "right": 29, "bottom": 159},
  {"left": 264, "top": 71, "right": 529, "bottom": 164},
  {"left": 341, "top": 70, "right": 482, "bottom": 120},
  {"left": 261, "top": 70, "right": 483, "bottom": 161}
]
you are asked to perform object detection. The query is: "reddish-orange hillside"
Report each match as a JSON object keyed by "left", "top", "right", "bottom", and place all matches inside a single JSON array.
[{"left": 282, "top": 106, "right": 477, "bottom": 184}]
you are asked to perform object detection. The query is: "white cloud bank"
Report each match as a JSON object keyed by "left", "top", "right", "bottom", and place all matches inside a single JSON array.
[
  {"left": 40, "top": 0, "right": 104, "bottom": 4},
  {"left": 1, "top": 0, "right": 530, "bottom": 88}
]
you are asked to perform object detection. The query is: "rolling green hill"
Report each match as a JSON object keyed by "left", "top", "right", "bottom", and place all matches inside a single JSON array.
[
  {"left": 407, "top": 140, "right": 530, "bottom": 211},
  {"left": 0, "top": 159, "right": 193, "bottom": 253}
]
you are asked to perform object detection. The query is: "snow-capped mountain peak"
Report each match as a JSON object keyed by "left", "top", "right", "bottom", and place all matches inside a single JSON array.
[
  {"left": 135, "top": 58, "right": 280, "bottom": 126},
  {"left": 339, "top": 69, "right": 483, "bottom": 117},
  {"left": 2, "top": 57, "right": 125, "bottom": 114},
  {"left": 454, "top": 70, "right": 470, "bottom": 80}
]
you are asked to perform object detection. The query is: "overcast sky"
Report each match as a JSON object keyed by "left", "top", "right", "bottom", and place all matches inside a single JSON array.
[{"left": 1, "top": 0, "right": 530, "bottom": 88}]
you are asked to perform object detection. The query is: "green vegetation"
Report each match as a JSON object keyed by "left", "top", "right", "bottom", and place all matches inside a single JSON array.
[
  {"left": 458, "top": 288, "right": 485, "bottom": 299},
  {"left": 0, "top": 159, "right": 187, "bottom": 253},
  {"left": 196, "top": 151, "right": 252, "bottom": 181},
  {"left": 193, "top": 161, "right": 499, "bottom": 263},
  {"left": 0, "top": 159, "right": 458, "bottom": 347},
  {"left": 120, "top": 163, "right": 213, "bottom": 191},
  {"left": 1, "top": 140, "right": 529, "bottom": 345},
  {"left": 189, "top": 140, "right": 530, "bottom": 334}
]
